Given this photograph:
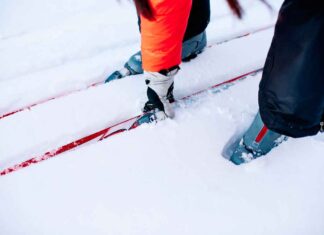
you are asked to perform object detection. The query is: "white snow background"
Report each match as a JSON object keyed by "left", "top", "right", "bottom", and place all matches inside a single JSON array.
[{"left": 0, "top": 0, "right": 324, "bottom": 234}]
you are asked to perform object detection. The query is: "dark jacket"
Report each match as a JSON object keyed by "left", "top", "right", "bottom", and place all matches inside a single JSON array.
[{"left": 259, "top": 0, "right": 324, "bottom": 138}]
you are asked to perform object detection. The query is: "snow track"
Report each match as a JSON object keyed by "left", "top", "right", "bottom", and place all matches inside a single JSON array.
[
  {"left": 1, "top": 1, "right": 324, "bottom": 235},
  {"left": 0, "top": 68, "right": 262, "bottom": 176},
  {"left": 0, "top": 28, "right": 274, "bottom": 171},
  {"left": 0, "top": 24, "right": 273, "bottom": 120}
]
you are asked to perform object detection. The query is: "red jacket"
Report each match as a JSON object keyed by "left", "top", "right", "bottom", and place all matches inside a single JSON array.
[{"left": 140, "top": 0, "right": 192, "bottom": 72}]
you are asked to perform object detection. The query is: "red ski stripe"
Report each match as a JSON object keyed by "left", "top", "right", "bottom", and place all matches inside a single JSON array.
[
  {"left": 0, "top": 69, "right": 263, "bottom": 177},
  {"left": 255, "top": 125, "right": 268, "bottom": 143},
  {"left": 0, "top": 25, "right": 274, "bottom": 121},
  {"left": 0, "top": 115, "right": 140, "bottom": 176}
]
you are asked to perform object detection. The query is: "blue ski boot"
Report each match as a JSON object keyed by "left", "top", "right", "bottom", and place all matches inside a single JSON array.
[
  {"left": 230, "top": 112, "right": 287, "bottom": 165},
  {"left": 182, "top": 31, "right": 207, "bottom": 62},
  {"left": 105, "top": 51, "right": 143, "bottom": 83}
]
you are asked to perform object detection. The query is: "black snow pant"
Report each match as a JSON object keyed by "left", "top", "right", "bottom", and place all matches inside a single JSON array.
[{"left": 259, "top": 0, "right": 324, "bottom": 138}]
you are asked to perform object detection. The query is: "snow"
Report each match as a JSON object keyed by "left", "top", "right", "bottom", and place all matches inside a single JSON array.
[{"left": 0, "top": 0, "right": 323, "bottom": 235}]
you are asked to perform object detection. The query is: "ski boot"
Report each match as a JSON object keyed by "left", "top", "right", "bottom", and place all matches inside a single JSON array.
[
  {"left": 182, "top": 31, "right": 207, "bottom": 62},
  {"left": 105, "top": 30, "right": 206, "bottom": 83},
  {"left": 105, "top": 51, "right": 143, "bottom": 83},
  {"left": 230, "top": 112, "right": 287, "bottom": 165}
]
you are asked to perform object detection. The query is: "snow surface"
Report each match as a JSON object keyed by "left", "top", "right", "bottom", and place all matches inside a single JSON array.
[{"left": 1, "top": 0, "right": 324, "bottom": 235}]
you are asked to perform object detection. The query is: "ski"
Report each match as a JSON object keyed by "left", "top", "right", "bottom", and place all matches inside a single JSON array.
[
  {"left": 0, "top": 68, "right": 263, "bottom": 176},
  {"left": 0, "top": 25, "right": 273, "bottom": 121}
]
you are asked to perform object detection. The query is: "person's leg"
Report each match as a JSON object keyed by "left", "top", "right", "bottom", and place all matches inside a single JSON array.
[
  {"left": 228, "top": 0, "right": 324, "bottom": 165},
  {"left": 105, "top": 31, "right": 207, "bottom": 83},
  {"left": 124, "top": 32, "right": 207, "bottom": 75},
  {"left": 258, "top": 0, "right": 324, "bottom": 137}
]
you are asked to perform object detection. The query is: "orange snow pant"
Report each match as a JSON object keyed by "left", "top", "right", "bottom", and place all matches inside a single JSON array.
[{"left": 140, "top": 0, "right": 192, "bottom": 72}]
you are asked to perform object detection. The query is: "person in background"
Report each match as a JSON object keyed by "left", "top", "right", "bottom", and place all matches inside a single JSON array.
[
  {"left": 230, "top": 0, "right": 324, "bottom": 164},
  {"left": 105, "top": 0, "right": 210, "bottom": 83}
]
